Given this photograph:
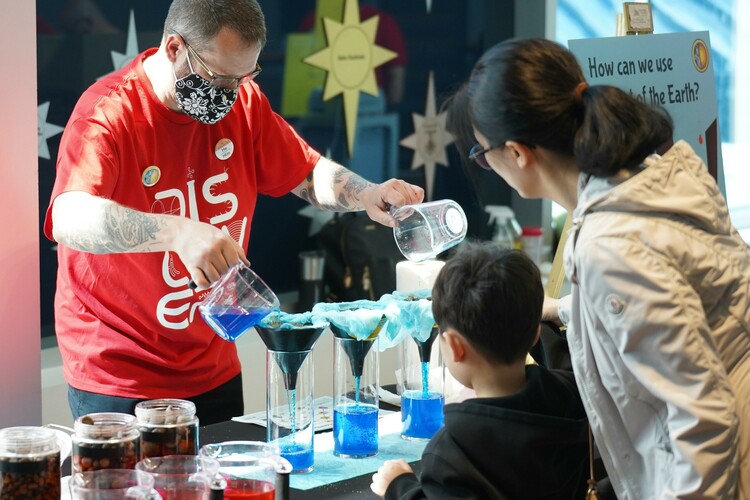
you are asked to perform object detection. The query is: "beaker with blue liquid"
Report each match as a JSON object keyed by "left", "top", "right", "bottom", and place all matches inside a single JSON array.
[
  {"left": 256, "top": 313, "right": 327, "bottom": 473},
  {"left": 398, "top": 325, "right": 445, "bottom": 440},
  {"left": 198, "top": 263, "right": 280, "bottom": 342},
  {"left": 331, "top": 323, "right": 381, "bottom": 458}
]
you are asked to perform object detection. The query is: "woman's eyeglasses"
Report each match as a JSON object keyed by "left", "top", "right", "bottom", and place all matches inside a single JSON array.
[{"left": 468, "top": 143, "right": 500, "bottom": 171}]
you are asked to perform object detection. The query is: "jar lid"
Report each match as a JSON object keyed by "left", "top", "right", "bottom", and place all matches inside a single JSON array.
[
  {"left": 74, "top": 412, "right": 137, "bottom": 440},
  {"left": 0, "top": 426, "right": 59, "bottom": 456},
  {"left": 135, "top": 399, "right": 197, "bottom": 424}
]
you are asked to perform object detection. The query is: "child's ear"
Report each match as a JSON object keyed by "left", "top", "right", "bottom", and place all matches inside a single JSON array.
[
  {"left": 443, "top": 329, "right": 466, "bottom": 362},
  {"left": 505, "top": 140, "right": 536, "bottom": 170},
  {"left": 533, "top": 324, "right": 541, "bottom": 346}
]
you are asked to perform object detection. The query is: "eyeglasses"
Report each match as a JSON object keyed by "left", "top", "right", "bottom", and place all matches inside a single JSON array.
[
  {"left": 176, "top": 32, "right": 262, "bottom": 90},
  {"left": 468, "top": 143, "right": 501, "bottom": 171}
]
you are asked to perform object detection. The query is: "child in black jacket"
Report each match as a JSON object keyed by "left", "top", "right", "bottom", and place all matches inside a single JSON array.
[{"left": 371, "top": 243, "right": 589, "bottom": 499}]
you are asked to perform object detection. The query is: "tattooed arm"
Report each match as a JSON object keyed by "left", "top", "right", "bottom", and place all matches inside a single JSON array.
[
  {"left": 50, "top": 190, "right": 248, "bottom": 288},
  {"left": 292, "top": 156, "right": 424, "bottom": 227}
]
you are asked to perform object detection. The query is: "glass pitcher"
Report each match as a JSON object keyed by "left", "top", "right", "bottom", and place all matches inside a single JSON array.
[{"left": 199, "top": 441, "right": 292, "bottom": 500}]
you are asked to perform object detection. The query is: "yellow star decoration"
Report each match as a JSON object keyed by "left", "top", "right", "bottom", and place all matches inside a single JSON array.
[
  {"left": 303, "top": 0, "right": 397, "bottom": 156},
  {"left": 400, "top": 72, "right": 454, "bottom": 201}
]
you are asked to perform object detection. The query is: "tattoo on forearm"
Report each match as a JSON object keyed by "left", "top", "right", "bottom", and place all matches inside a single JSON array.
[
  {"left": 341, "top": 175, "right": 371, "bottom": 206},
  {"left": 298, "top": 173, "right": 321, "bottom": 208},
  {"left": 66, "top": 204, "right": 164, "bottom": 253},
  {"left": 300, "top": 164, "right": 375, "bottom": 211},
  {"left": 328, "top": 167, "right": 372, "bottom": 210},
  {"left": 101, "top": 205, "right": 163, "bottom": 252}
]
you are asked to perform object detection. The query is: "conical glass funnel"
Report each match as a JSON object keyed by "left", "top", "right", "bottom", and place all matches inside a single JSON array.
[
  {"left": 329, "top": 319, "right": 383, "bottom": 378},
  {"left": 256, "top": 325, "right": 325, "bottom": 391},
  {"left": 413, "top": 325, "right": 439, "bottom": 363}
]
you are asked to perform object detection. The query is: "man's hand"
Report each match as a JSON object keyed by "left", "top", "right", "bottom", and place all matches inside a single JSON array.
[
  {"left": 370, "top": 459, "right": 413, "bottom": 497},
  {"left": 359, "top": 179, "right": 424, "bottom": 227},
  {"left": 171, "top": 218, "right": 249, "bottom": 289}
]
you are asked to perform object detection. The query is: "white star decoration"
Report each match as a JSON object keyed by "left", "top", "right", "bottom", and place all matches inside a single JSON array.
[
  {"left": 38, "top": 102, "right": 64, "bottom": 160},
  {"left": 399, "top": 72, "right": 454, "bottom": 201},
  {"left": 99, "top": 9, "right": 139, "bottom": 79},
  {"left": 298, "top": 205, "right": 337, "bottom": 237}
]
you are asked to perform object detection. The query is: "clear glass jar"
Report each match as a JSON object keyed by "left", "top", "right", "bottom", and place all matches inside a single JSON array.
[
  {"left": 135, "top": 398, "right": 199, "bottom": 459},
  {"left": 332, "top": 333, "right": 380, "bottom": 458},
  {"left": 0, "top": 426, "right": 61, "bottom": 499},
  {"left": 398, "top": 326, "right": 445, "bottom": 441},
  {"left": 72, "top": 412, "right": 139, "bottom": 473}
]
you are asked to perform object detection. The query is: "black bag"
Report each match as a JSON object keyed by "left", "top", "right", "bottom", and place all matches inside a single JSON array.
[{"left": 316, "top": 213, "right": 403, "bottom": 302}]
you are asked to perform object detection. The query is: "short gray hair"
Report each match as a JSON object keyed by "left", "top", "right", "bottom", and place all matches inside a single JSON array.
[{"left": 164, "top": 0, "right": 266, "bottom": 50}]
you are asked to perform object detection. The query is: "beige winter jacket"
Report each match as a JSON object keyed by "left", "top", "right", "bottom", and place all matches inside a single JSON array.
[{"left": 563, "top": 140, "right": 750, "bottom": 499}]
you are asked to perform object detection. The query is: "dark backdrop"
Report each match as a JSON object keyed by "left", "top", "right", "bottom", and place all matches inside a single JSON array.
[{"left": 36, "top": 0, "right": 515, "bottom": 337}]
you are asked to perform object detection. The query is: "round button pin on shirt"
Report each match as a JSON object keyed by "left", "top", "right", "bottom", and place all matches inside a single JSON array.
[
  {"left": 215, "top": 138, "right": 234, "bottom": 160},
  {"left": 142, "top": 166, "right": 161, "bottom": 187}
]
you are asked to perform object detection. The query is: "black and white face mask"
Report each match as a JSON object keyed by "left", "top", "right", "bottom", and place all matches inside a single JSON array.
[{"left": 174, "top": 64, "right": 238, "bottom": 125}]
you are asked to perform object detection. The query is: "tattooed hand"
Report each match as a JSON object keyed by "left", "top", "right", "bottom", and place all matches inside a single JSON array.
[{"left": 292, "top": 157, "right": 424, "bottom": 227}]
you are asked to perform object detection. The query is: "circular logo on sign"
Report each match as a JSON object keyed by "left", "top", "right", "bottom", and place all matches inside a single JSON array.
[
  {"left": 215, "top": 138, "right": 234, "bottom": 160},
  {"left": 142, "top": 166, "right": 161, "bottom": 187},
  {"left": 691, "top": 39, "right": 709, "bottom": 73}
]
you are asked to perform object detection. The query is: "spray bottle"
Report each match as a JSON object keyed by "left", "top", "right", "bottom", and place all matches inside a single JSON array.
[{"left": 484, "top": 205, "right": 522, "bottom": 250}]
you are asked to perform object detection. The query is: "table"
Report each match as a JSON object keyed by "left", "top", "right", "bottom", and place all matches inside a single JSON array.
[
  {"left": 200, "top": 413, "right": 423, "bottom": 499},
  {"left": 61, "top": 394, "right": 424, "bottom": 498}
]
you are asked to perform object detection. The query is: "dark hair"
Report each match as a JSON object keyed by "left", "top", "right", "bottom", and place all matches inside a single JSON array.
[
  {"left": 432, "top": 242, "right": 543, "bottom": 364},
  {"left": 442, "top": 83, "right": 486, "bottom": 195},
  {"left": 164, "top": 0, "right": 266, "bottom": 50},
  {"left": 467, "top": 38, "right": 673, "bottom": 177},
  {"left": 443, "top": 83, "right": 475, "bottom": 161}
]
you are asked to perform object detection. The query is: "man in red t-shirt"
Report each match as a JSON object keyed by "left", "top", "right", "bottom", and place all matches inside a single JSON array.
[{"left": 44, "top": 0, "right": 423, "bottom": 425}]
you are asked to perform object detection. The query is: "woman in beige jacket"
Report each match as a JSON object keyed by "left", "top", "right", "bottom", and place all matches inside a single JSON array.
[{"left": 451, "top": 37, "right": 750, "bottom": 499}]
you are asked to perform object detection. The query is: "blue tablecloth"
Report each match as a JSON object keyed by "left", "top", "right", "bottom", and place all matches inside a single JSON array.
[{"left": 290, "top": 413, "right": 429, "bottom": 491}]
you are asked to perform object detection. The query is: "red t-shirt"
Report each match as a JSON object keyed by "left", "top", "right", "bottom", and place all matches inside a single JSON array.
[{"left": 44, "top": 48, "right": 320, "bottom": 399}]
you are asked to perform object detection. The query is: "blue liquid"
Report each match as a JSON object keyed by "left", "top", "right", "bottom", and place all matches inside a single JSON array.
[
  {"left": 421, "top": 362, "right": 430, "bottom": 398},
  {"left": 354, "top": 376, "right": 361, "bottom": 405},
  {"left": 288, "top": 389, "right": 297, "bottom": 434},
  {"left": 333, "top": 404, "right": 378, "bottom": 457},
  {"left": 200, "top": 305, "right": 274, "bottom": 341},
  {"left": 401, "top": 391, "right": 444, "bottom": 440},
  {"left": 280, "top": 442, "right": 314, "bottom": 473}
]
